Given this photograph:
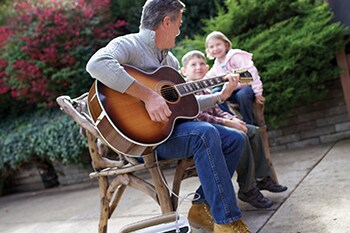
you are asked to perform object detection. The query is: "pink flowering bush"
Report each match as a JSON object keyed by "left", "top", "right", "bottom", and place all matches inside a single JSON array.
[{"left": 0, "top": 0, "right": 127, "bottom": 111}]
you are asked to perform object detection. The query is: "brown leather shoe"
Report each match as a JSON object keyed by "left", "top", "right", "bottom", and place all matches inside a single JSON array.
[
  {"left": 188, "top": 203, "right": 214, "bottom": 233},
  {"left": 257, "top": 176, "right": 288, "bottom": 193},
  {"left": 238, "top": 187, "right": 273, "bottom": 209},
  {"left": 214, "top": 219, "right": 251, "bottom": 233}
]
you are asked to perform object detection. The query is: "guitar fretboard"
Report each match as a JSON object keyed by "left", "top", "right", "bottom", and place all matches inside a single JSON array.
[{"left": 176, "top": 76, "right": 226, "bottom": 96}]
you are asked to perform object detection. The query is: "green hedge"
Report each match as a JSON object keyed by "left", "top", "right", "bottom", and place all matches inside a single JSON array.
[
  {"left": 173, "top": 0, "right": 348, "bottom": 126},
  {"left": 109, "top": 0, "right": 226, "bottom": 39},
  {"left": 0, "top": 109, "right": 88, "bottom": 177}
]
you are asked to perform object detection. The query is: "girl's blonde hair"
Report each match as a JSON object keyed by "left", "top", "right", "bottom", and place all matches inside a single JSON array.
[{"left": 205, "top": 31, "right": 232, "bottom": 60}]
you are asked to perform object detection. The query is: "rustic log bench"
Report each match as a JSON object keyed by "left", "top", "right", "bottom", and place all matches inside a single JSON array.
[
  {"left": 56, "top": 93, "right": 277, "bottom": 233},
  {"left": 56, "top": 93, "right": 197, "bottom": 233}
]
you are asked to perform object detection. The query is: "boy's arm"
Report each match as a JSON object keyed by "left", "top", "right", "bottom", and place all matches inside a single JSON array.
[
  {"left": 196, "top": 112, "right": 226, "bottom": 125},
  {"left": 195, "top": 89, "right": 235, "bottom": 124},
  {"left": 196, "top": 107, "right": 247, "bottom": 133}
]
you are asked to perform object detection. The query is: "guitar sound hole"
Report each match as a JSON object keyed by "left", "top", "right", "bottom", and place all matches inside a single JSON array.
[{"left": 161, "top": 85, "right": 179, "bottom": 102}]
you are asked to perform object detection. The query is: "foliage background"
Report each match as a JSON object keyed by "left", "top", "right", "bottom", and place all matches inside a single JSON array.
[
  {"left": 0, "top": 0, "right": 348, "bottom": 182},
  {"left": 0, "top": 0, "right": 227, "bottom": 178},
  {"left": 0, "top": 0, "right": 127, "bottom": 178},
  {"left": 0, "top": 109, "right": 87, "bottom": 175},
  {"left": 172, "top": 0, "right": 348, "bottom": 125},
  {"left": 0, "top": 0, "right": 127, "bottom": 110}
]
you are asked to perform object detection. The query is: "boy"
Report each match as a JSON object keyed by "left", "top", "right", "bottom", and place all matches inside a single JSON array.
[{"left": 181, "top": 50, "right": 287, "bottom": 210}]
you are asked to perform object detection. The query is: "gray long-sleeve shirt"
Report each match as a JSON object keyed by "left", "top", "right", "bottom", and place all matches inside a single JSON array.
[{"left": 86, "top": 28, "right": 214, "bottom": 110}]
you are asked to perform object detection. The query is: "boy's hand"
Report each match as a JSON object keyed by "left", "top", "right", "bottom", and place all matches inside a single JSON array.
[
  {"left": 219, "top": 73, "right": 239, "bottom": 101},
  {"left": 223, "top": 117, "right": 248, "bottom": 133}
]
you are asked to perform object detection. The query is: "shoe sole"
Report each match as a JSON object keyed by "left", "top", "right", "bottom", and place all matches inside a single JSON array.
[
  {"left": 189, "top": 221, "right": 213, "bottom": 233},
  {"left": 259, "top": 187, "right": 288, "bottom": 193},
  {"left": 238, "top": 195, "right": 273, "bottom": 209},
  {"left": 191, "top": 227, "right": 212, "bottom": 233}
]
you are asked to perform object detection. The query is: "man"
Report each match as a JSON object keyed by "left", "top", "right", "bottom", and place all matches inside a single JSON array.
[{"left": 86, "top": 1, "right": 250, "bottom": 232}]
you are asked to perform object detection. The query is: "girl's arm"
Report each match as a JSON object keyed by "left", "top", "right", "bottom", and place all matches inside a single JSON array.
[{"left": 228, "top": 51, "right": 263, "bottom": 96}]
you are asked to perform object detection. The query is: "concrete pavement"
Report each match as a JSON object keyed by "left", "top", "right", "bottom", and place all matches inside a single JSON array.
[{"left": 0, "top": 138, "right": 349, "bottom": 233}]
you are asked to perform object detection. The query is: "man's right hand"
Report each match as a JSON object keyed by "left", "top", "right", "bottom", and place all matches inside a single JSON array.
[
  {"left": 143, "top": 91, "right": 172, "bottom": 122},
  {"left": 124, "top": 80, "right": 172, "bottom": 123}
]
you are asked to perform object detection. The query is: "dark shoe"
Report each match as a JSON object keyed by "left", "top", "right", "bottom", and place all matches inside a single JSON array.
[
  {"left": 214, "top": 219, "right": 251, "bottom": 233},
  {"left": 188, "top": 203, "right": 214, "bottom": 233},
  {"left": 238, "top": 187, "right": 273, "bottom": 209},
  {"left": 257, "top": 176, "right": 288, "bottom": 193}
]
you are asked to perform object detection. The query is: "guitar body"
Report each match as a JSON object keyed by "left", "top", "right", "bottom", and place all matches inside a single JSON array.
[{"left": 88, "top": 65, "right": 199, "bottom": 156}]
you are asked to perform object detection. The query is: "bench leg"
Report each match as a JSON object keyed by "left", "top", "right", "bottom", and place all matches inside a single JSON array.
[
  {"left": 253, "top": 102, "right": 278, "bottom": 183},
  {"left": 143, "top": 153, "right": 174, "bottom": 213},
  {"left": 259, "top": 125, "right": 278, "bottom": 183},
  {"left": 171, "top": 159, "right": 197, "bottom": 210},
  {"left": 98, "top": 177, "right": 109, "bottom": 233}
]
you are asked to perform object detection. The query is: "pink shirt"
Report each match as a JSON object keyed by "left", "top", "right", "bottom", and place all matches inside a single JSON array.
[{"left": 205, "top": 49, "right": 263, "bottom": 96}]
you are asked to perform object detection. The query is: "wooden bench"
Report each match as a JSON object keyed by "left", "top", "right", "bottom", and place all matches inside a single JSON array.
[
  {"left": 56, "top": 93, "right": 278, "bottom": 232},
  {"left": 56, "top": 94, "right": 197, "bottom": 233}
]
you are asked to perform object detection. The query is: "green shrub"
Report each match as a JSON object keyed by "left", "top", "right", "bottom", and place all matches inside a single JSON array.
[
  {"left": 0, "top": 109, "right": 88, "bottom": 177},
  {"left": 109, "top": 0, "right": 226, "bottom": 39},
  {"left": 110, "top": 0, "right": 145, "bottom": 33},
  {"left": 180, "top": 0, "right": 226, "bottom": 40},
  {"left": 0, "top": 0, "right": 12, "bottom": 25},
  {"left": 174, "top": 0, "right": 348, "bottom": 126}
]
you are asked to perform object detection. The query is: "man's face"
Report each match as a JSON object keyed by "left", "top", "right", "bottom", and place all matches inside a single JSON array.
[{"left": 166, "top": 11, "right": 183, "bottom": 48}]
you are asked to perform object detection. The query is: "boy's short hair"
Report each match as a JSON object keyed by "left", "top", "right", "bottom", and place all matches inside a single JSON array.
[{"left": 181, "top": 50, "right": 206, "bottom": 67}]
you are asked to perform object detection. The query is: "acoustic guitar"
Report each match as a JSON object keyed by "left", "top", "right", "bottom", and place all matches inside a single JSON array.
[{"left": 87, "top": 65, "right": 252, "bottom": 156}]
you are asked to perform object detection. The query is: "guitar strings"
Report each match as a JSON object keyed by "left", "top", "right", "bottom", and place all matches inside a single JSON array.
[
  {"left": 158, "top": 77, "right": 252, "bottom": 97},
  {"left": 159, "top": 77, "right": 225, "bottom": 95}
]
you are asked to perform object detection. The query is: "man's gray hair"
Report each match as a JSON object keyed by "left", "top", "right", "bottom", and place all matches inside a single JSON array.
[{"left": 140, "top": 0, "right": 185, "bottom": 30}]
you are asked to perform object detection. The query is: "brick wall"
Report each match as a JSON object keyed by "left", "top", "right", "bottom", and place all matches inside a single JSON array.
[{"left": 267, "top": 76, "right": 350, "bottom": 152}]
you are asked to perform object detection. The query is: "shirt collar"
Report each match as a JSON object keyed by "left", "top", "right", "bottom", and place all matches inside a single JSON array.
[
  {"left": 139, "top": 28, "right": 169, "bottom": 56},
  {"left": 139, "top": 28, "right": 156, "bottom": 48}
]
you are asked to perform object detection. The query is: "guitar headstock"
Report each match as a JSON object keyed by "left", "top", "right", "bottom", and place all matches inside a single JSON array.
[{"left": 232, "top": 68, "right": 253, "bottom": 85}]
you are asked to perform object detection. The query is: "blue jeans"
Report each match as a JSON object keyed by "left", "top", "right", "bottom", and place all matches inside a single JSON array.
[
  {"left": 156, "top": 121, "right": 245, "bottom": 224},
  {"left": 212, "top": 86, "right": 255, "bottom": 124}
]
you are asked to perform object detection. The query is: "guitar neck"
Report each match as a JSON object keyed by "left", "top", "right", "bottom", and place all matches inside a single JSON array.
[
  {"left": 175, "top": 75, "right": 227, "bottom": 96},
  {"left": 175, "top": 67, "right": 253, "bottom": 96}
]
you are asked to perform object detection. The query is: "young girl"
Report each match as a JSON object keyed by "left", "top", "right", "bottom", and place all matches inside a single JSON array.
[{"left": 205, "top": 31, "right": 265, "bottom": 125}]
